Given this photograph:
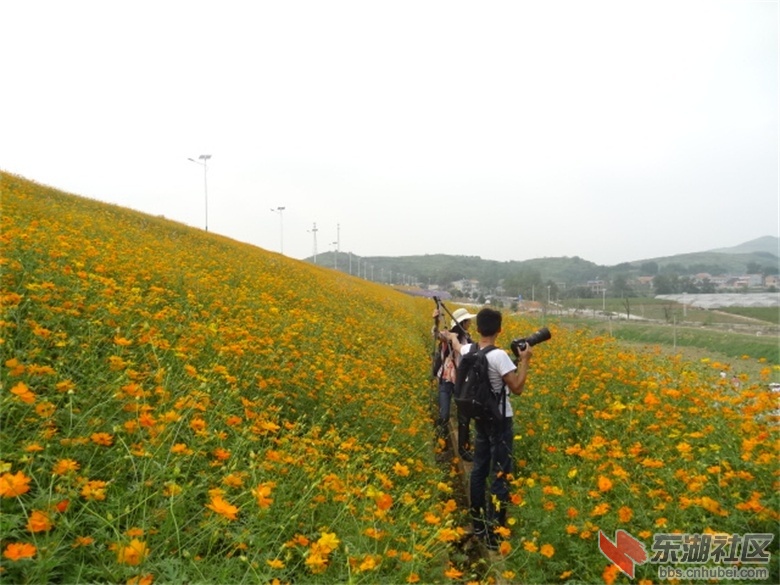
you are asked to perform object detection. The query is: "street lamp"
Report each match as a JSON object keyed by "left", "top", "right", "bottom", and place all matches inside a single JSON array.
[
  {"left": 188, "top": 154, "right": 211, "bottom": 231},
  {"left": 271, "top": 206, "right": 285, "bottom": 254},
  {"left": 307, "top": 222, "right": 318, "bottom": 264}
]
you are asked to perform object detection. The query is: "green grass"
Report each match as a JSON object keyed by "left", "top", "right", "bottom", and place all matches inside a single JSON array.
[
  {"left": 608, "top": 323, "right": 780, "bottom": 366},
  {"left": 720, "top": 306, "right": 780, "bottom": 325},
  {"left": 560, "top": 296, "right": 778, "bottom": 326}
]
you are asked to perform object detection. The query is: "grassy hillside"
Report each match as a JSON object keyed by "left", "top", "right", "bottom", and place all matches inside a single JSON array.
[{"left": 1, "top": 172, "right": 778, "bottom": 584}]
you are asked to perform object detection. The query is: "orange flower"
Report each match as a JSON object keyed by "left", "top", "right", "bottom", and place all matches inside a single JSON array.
[
  {"left": 206, "top": 494, "right": 239, "bottom": 521},
  {"left": 90, "top": 432, "right": 114, "bottom": 446},
  {"left": 252, "top": 482, "right": 274, "bottom": 509},
  {"left": 597, "top": 475, "right": 613, "bottom": 492},
  {"left": 375, "top": 492, "right": 393, "bottom": 511},
  {"left": 52, "top": 458, "right": 80, "bottom": 475},
  {"left": 523, "top": 540, "right": 538, "bottom": 553},
  {"left": 436, "top": 527, "right": 461, "bottom": 543},
  {"left": 73, "top": 536, "right": 95, "bottom": 548},
  {"left": 0, "top": 471, "right": 31, "bottom": 498},
  {"left": 3, "top": 542, "right": 36, "bottom": 561},
  {"left": 26, "top": 510, "right": 53, "bottom": 533},
  {"left": 603, "top": 563, "right": 621, "bottom": 585},
  {"left": 10, "top": 381, "right": 36, "bottom": 404},
  {"left": 443, "top": 565, "right": 463, "bottom": 579},
  {"left": 116, "top": 538, "right": 149, "bottom": 566},
  {"left": 126, "top": 574, "right": 154, "bottom": 585},
  {"left": 540, "top": 543, "right": 555, "bottom": 558},
  {"left": 618, "top": 506, "right": 633, "bottom": 522}
]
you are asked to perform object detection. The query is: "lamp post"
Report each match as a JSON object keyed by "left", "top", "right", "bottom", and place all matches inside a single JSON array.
[
  {"left": 271, "top": 206, "right": 285, "bottom": 254},
  {"left": 332, "top": 223, "right": 340, "bottom": 269},
  {"left": 188, "top": 154, "right": 211, "bottom": 231},
  {"left": 308, "top": 222, "right": 318, "bottom": 264}
]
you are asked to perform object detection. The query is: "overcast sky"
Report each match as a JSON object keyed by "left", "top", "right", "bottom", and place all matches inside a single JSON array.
[{"left": 2, "top": 0, "right": 778, "bottom": 266}]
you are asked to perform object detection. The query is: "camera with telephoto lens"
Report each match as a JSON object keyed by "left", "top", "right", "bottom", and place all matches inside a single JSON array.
[{"left": 510, "top": 327, "right": 552, "bottom": 357}]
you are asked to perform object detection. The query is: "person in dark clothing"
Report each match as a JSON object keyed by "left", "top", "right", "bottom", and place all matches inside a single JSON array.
[{"left": 445, "top": 307, "right": 533, "bottom": 550}]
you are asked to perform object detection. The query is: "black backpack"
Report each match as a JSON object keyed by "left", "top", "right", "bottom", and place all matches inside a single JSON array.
[{"left": 453, "top": 345, "right": 504, "bottom": 421}]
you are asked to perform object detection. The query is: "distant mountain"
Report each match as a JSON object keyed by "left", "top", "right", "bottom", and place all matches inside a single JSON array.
[
  {"left": 311, "top": 236, "right": 780, "bottom": 290},
  {"left": 708, "top": 235, "right": 779, "bottom": 256}
]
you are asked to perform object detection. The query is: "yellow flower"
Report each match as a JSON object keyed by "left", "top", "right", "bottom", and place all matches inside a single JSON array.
[
  {"left": 316, "top": 531, "right": 340, "bottom": 554},
  {"left": 116, "top": 538, "right": 149, "bottom": 566},
  {"left": 393, "top": 462, "right": 410, "bottom": 476},
  {"left": 80, "top": 480, "right": 108, "bottom": 501}
]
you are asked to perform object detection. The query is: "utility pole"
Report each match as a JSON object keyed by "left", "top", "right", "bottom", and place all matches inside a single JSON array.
[
  {"left": 271, "top": 206, "right": 285, "bottom": 254},
  {"left": 308, "top": 222, "right": 318, "bottom": 264},
  {"left": 187, "top": 154, "right": 211, "bottom": 231},
  {"left": 332, "top": 223, "right": 340, "bottom": 269}
]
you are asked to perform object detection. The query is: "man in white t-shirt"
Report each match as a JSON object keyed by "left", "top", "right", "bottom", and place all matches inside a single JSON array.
[{"left": 446, "top": 307, "right": 533, "bottom": 550}]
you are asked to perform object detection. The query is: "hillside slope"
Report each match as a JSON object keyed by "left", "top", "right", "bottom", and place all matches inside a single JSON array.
[{"left": 0, "top": 172, "right": 461, "bottom": 584}]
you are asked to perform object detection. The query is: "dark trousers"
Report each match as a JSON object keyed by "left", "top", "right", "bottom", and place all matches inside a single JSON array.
[{"left": 469, "top": 416, "right": 513, "bottom": 533}]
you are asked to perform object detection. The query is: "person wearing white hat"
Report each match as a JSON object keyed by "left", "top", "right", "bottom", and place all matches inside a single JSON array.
[{"left": 432, "top": 306, "right": 477, "bottom": 461}]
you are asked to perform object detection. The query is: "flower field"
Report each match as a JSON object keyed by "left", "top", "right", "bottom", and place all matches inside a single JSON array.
[{"left": 1, "top": 172, "right": 778, "bottom": 584}]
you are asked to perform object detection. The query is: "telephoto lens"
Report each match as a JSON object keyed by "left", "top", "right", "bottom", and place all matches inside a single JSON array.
[{"left": 511, "top": 327, "right": 552, "bottom": 356}]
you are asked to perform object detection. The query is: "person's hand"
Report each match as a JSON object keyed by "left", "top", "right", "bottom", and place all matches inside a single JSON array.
[
  {"left": 432, "top": 308, "right": 440, "bottom": 319},
  {"left": 438, "top": 330, "right": 455, "bottom": 342},
  {"left": 517, "top": 344, "right": 533, "bottom": 363}
]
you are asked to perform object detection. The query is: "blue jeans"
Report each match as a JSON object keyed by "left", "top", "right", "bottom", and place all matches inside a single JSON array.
[
  {"left": 438, "top": 379, "right": 454, "bottom": 423},
  {"left": 470, "top": 416, "right": 514, "bottom": 533},
  {"left": 438, "top": 380, "right": 471, "bottom": 450}
]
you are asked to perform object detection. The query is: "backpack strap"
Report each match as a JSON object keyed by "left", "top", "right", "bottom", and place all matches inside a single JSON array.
[
  {"left": 478, "top": 345, "right": 508, "bottom": 425},
  {"left": 476, "top": 344, "right": 496, "bottom": 356}
]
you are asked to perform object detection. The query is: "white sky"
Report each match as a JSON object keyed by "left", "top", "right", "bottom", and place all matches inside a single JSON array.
[{"left": 2, "top": 0, "right": 778, "bottom": 266}]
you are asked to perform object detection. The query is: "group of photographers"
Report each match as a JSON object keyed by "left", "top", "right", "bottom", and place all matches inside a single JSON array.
[{"left": 431, "top": 302, "right": 535, "bottom": 551}]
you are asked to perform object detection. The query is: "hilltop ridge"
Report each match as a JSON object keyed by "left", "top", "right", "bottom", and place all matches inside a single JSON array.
[{"left": 309, "top": 236, "right": 779, "bottom": 290}]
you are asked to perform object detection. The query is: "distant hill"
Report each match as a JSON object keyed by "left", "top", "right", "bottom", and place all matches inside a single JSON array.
[
  {"left": 312, "top": 236, "right": 779, "bottom": 290},
  {"left": 708, "top": 235, "right": 779, "bottom": 256}
]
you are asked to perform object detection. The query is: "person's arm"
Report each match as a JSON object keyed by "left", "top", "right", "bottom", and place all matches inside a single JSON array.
[
  {"left": 503, "top": 345, "right": 532, "bottom": 395},
  {"left": 442, "top": 330, "right": 463, "bottom": 355}
]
